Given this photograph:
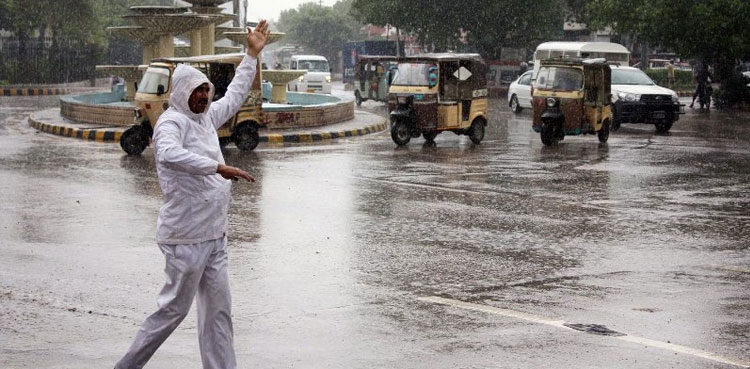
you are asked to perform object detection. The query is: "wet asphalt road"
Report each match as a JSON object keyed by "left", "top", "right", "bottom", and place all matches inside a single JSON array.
[{"left": 1, "top": 93, "right": 749, "bottom": 369}]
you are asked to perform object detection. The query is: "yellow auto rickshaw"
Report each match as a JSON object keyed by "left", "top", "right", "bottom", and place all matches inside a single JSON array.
[
  {"left": 120, "top": 53, "right": 264, "bottom": 155},
  {"left": 532, "top": 58, "right": 612, "bottom": 145},
  {"left": 387, "top": 53, "right": 489, "bottom": 145}
]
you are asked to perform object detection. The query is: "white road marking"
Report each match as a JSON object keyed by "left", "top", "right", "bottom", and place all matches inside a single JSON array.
[
  {"left": 419, "top": 296, "right": 750, "bottom": 368},
  {"left": 713, "top": 265, "right": 750, "bottom": 274}
]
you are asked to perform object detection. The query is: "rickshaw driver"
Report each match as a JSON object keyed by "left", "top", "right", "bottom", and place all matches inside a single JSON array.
[{"left": 114, "top": 20, "right": 270, "bottom": 369}]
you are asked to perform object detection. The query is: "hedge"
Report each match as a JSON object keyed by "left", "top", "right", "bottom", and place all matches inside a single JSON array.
[{"left": 644, "top": 69, "right": 694, "bottom": 91}]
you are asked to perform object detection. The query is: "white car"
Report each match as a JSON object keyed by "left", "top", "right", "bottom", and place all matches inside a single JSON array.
[
  {"left": 610, "top": 66, "right": 681, "bottom": 133},
  {"left": 507, "top": 70, "right": 533, "bottom": 113},
  {"left": 287, "top": 55, "right": 332, "bottom": 94}
]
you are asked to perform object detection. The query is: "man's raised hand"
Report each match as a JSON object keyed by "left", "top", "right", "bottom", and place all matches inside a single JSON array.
[{"left": 247, "top": 20, "right": 270, "bottom": 58}]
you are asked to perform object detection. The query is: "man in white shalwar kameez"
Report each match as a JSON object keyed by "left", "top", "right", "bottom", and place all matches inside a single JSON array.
[{"left": 115, "top": 20, "right": 270, "bottom": 369}]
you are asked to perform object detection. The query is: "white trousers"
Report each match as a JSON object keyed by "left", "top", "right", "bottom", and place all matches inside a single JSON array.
[{"left": 115, "top": 236, "right": 235, "bottom": 369}]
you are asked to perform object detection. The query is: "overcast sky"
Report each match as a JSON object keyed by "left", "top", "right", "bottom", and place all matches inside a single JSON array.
[{"left": 247, "top": 0, "right": 339, "bottom": 22}]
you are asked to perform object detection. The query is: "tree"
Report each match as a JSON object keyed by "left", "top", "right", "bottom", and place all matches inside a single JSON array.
[
  {"left": 350, "top": 0, "right": 567, "bottom": 59},
  {"left": 585, "top": 0, "right": 750, "bottom": 106},
  {"left": 276, "top": 0, "right": 363, "bottom": 68}
]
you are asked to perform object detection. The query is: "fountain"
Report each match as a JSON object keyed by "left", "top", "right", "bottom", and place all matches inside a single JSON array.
[{"left": 31, "top": 2, "right": 374, "bottom": 150}]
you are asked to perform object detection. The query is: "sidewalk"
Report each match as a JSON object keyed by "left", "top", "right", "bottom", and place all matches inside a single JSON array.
[{"left": 28, "top": 108, "right": 387, "bottom": 145}]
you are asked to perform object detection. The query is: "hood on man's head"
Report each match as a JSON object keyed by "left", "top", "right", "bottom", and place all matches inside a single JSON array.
[{"left": 169, "top": 64, "right": 215, "bottom": 120}]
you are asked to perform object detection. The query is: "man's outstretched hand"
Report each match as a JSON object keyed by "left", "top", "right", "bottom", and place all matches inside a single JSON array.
[
  {"left": 217, "top": 164, "right": 255, "bottom": 182},
  {"left": 247, "top": 20, "right": 270, "bottom": 58}
]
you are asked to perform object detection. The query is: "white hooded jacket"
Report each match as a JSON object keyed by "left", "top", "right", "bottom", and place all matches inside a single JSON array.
[{"left": 152, "top": 55, "right": 257, "bottom": 245}]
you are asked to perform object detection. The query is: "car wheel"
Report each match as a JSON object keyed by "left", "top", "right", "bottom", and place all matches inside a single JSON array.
[
  {"left": 120, "top": 125, "right": 149, "bottom": 155},
  {"left": 233, "top": 121, "right": 260, "bottom": 151},
  {"left": 655, "top": 120, "right": 673, "bottom": 133},
  {"left": 598, "top": 120, "right": 610, "bottom": 143},
  {"left": 510, "top": 95, "right": 522, "bottom": 113},
  {"left": 469, "top": 118, "right": 485, "bottom": 144},
  {"left": 390, "top": 119, "right": 411, "bottom": 146},
  {"left": 355, "top": 90, "right": 362, "bottom": 107}
]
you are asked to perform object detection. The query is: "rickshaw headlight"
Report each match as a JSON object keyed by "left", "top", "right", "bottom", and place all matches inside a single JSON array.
[
  {"left": 546, "top": 97, "right": 557, "bottom": 107},
  {"left": 397, "top": 96, "right": 408, "bottom": 105}
]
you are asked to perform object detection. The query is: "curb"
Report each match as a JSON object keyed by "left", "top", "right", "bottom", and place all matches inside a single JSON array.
[
  {"left": 29, "top": 109, "right": 388, "bottom": 145},
  {"left": 261, "top": 121, "right": 388, "bottom": 144},
  {"left": 2, "top": 87, "right": 71, "bottom": 96},
  {"left": 28, "top": 115, "right": 123, "bottom": 143}
]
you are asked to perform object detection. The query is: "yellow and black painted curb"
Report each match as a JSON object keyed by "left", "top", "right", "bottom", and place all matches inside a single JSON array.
[
  {"left": 261, "top": 120, "right": 388, "bottom": 144},
  {"left": 2, "top": 87, "right": 70, "bottom": 96},
  {"left": 29, "top": 114, "right": 387, "bottom": 145},
  {"left": 29, "top": 117, "right": 122, "bottom": 143}
]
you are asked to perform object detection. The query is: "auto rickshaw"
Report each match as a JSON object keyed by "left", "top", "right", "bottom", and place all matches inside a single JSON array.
[
  {"left": 120, "top": 53, "right": 264, "bottom": 155},
  {"left": 353, "top": 55, "right": 399, "bottom": 106},
  {"left": 387, "top": 53, "right": 488, "bottom": 146},
  {"left": 532, "top": 58, "right": 612, "bottom": 145}
]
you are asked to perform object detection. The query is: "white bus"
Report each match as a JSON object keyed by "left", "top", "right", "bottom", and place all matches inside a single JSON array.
[{"left": 532, "top": 42, "right": 630, "bottom": 79}]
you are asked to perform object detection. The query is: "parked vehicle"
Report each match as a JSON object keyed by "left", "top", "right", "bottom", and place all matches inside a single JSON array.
[
  {"left": 532, "top": 42, "right": 630, "bottom": 80},
  {"left": 610, "top": 65, "right": 682, "bottom": 133},
  {"left": 507, "top": 70, "right": 533, "bottom": 113},
  {"left": 287, "top": 55, "right": 332, "bottom": 94},
  {"left": 353, "top": 55, "right": 399, "bottom": 106},
  {"left": 532, "top": 58, "right": 612, "bottom": 146},
  {"left": 120, "top": 53, "right": 264, "bottom": 155},
  {"left": 387, "top": 53, "right": 488, "bottom": 145}
]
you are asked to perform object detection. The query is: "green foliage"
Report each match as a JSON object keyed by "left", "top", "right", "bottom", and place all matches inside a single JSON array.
[
  {"left": 350, "top": 0, "right": 567, "bottom": 59},
  {"left": 713, "top": 74, "right": 750, "bottom": 109},
  {"left": 276, "top": 0, "right": 362, "bottom": 67},
  {"left": 644, "top": 69, "right": 694, "bottom": 90}
]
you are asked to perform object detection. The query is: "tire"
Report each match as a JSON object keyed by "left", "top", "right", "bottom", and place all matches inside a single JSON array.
[
  {"left": 219, "top": 137, "right": 232, "bottom": 148},
  {"left": 355, "top": 90, "right": 362, "bottom": 107},
  {"left": 233, "top": 121, "right": 260, "bottom": 151},
  {"left": 390, "top": 120, "right": 411, "bottom": 146},
  {"left": 598, "top": 120, "right": 610, "bottom": 143},
  {"left": 655, "top": 120, "right": 673, "bottom": 133},
  {"left": 422, "top": 131, "right": 438, "bottom": 142},
  {"left": 510, "top": 95, "right": 522, "bottom": 113},
  {"left": 540, "top": 122, "right": 557, "bottom": 146},
  {"left": 120, "top": 125, "right": 149, "bottom": 155},
  {"left": 469, "top": 118, "right": 485, "bottom": 144}
]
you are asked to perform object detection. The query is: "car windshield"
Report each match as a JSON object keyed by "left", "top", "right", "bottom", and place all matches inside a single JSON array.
[
  {"left": 137, "top": 66, "right": 171, "bottom": 94},
  {"left": 298, "top": 60, "right": 329, "bottom": 72},
  {"left": 391, "top": 62, "right": 434, "bottom": 86},
  {"left": 533, "top": 66, "right": 583, "bottom": 90},
  {"left": 612, "top": 68, "right": 655, "bottom": 85}
]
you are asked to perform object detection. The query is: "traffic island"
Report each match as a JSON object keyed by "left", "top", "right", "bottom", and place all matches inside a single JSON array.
[{"left": 29, "top": 108, "right": 387, "bottom": 146}]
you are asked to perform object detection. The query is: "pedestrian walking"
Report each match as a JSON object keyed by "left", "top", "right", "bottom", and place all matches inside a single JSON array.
[
  {"left": 689, "top": 61, "right": 713, "bottom": 109},
  {"left": 114, "top": 20, "right": 270, "bottom": 369}
]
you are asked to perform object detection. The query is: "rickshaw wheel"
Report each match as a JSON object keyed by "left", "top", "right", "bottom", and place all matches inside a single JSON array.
[
  {"left": 540, "top": 122, "right": 558, "bottom": 146},
  {"left": 355, "top": 91, "right": 363, "bottom": 107},
  {"left": 233, "top": 121, "right": 260, "bottom": 151},
  {"left": 120, "top": 125, "right": 149, "bottom": 156},
  {"left": 422, "top": 131, "right": 438, "bottom": 142},
  {"left": 510, "top": 95, "right": 522, "bottom": 113},
  {"left": 469, "top": 118, "right": 485, "bottom": 144},
  {"left": 390, "top": 120, "right": 411, "bottom": 146},
  {"left": 598, "top": 120, "right": 610, "bottom": 143}
]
